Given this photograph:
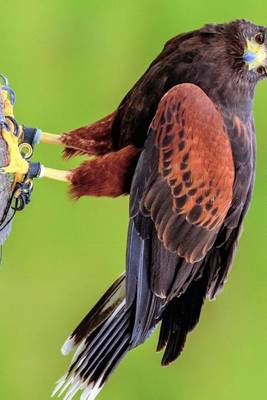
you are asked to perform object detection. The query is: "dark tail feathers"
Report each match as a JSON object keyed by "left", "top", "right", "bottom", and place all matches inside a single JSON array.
[
  {"left": 52, "top": 265, "right": 210, "bottom": 399},
  {"left": 52, "top": 274, "right": 131, "bottom": 400},
  {"left": 157, "top": 264, "right": 210, "bottom": 366}
]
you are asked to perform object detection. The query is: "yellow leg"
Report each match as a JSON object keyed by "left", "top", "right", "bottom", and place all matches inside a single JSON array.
[
  {"left": 40, "top": 166, "right": 70, "bottom": 182},
  {"left": 1, "top": 128, "right": 29, "bottom": 175},
  {"left": 0, "top": 125, "right": 70, "bottom": 183},
  {"left": 40, "top": 132, "right": 62, "bottom": 146}
]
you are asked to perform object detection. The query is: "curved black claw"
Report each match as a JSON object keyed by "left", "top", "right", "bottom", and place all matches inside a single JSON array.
[{"left": 5, "top": 115, "right": 20, "bottom": 136}]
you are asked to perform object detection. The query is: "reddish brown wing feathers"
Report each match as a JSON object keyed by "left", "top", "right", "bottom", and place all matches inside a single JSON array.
[
  {"left": 142, "top": 84, "right": 234, "bottom": 263},
  {"left": 155, "top": 84, "right": 234, "bottom": 229}
]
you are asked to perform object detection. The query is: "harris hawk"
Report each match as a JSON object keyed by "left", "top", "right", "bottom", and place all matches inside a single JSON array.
[{"left": 4, "top": 19, "right": 264, "bottom": 400}]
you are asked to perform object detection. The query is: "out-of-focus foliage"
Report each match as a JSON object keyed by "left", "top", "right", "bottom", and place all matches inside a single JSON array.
[{"left": 0, "top": 1, "right": 266, "bottom": 399}]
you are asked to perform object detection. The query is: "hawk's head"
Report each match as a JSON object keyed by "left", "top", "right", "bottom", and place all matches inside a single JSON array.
[
  {"left": 222, "top": 20, "right": 267, "bottom": 82},
  {"left": 167, "top": 20, "right": 267, "bottom": 104}
]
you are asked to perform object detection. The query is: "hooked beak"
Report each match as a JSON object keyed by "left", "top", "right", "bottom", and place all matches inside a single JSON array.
[{"left": 243, "top": 39, "right": 267, "bottom": 70}]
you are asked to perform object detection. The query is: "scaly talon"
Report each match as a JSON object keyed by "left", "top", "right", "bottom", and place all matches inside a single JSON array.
[{"left": 1, "top": 126, "right": 29, "bottom": 175}]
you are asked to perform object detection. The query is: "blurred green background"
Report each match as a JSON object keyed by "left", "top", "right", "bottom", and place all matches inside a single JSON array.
[{"left": 0, "top": 1, "right": 266, "bottom": 399}]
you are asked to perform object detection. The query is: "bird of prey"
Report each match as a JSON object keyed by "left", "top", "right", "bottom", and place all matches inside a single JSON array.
[{"left": 1, "top": 19, "right": 264, "bottom": 400}]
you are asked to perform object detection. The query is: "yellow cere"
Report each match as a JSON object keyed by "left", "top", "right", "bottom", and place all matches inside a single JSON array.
[{"left": 245, "top": 38, "right": 267, "bottom": 70}]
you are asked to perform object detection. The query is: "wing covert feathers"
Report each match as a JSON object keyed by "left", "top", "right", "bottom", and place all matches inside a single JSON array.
[{"left": 139, "top": 84, "right": 235, "bottom": 262}]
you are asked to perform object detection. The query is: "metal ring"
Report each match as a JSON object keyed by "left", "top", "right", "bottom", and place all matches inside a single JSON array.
[
  {"left": 19, "top": 142, "right": 33, "bottom": 159},
  {"left": 23, "top": 178, "right": 33, "bottom": 191}
]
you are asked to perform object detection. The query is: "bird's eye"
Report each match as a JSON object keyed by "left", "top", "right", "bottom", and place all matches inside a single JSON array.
[
  {"left": 255, "top": 32, "right": 265, "bottom": 44},
  {"left": 257, "top": 65, "right": 266, "bottom": 75}
]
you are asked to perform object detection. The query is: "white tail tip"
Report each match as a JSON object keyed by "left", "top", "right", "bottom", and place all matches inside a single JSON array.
[{"left": 61, "top": 336, "right": 75, "bottom": 356}]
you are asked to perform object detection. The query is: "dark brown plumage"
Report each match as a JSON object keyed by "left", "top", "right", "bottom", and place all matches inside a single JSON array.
[{"left": 53, "top": 19, "right": 265, "bottom": 400}]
